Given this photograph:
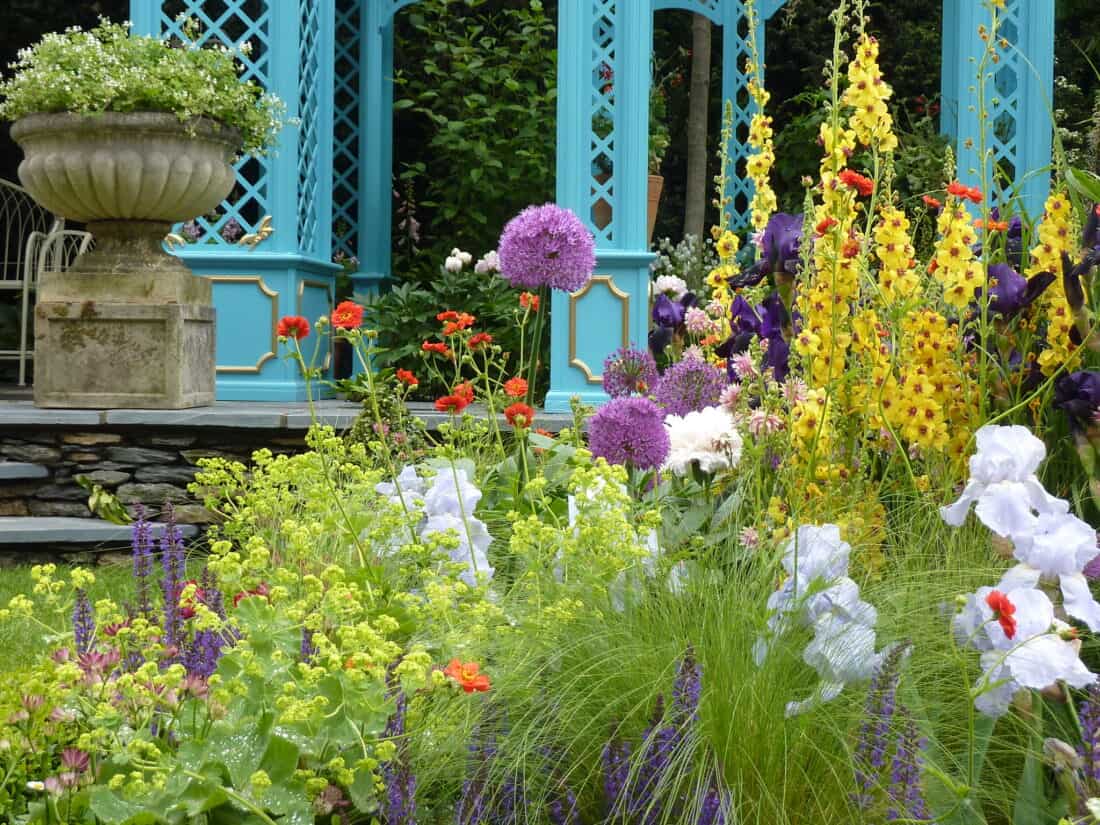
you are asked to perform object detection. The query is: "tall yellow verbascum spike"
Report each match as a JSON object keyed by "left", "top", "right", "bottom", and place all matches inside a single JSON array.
[
  {"left": 743, "top": 0, "right": 776, "bottom": 232},
  {"left": 1027, "top": 191, "right": 1079, "bottom": 374},
  {"left": 842, "top": 33, "right": 898, "bottom": 153}
]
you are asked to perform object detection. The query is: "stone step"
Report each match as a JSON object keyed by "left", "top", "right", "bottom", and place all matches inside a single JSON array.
[
  {"left": 0, "top": 462, "right": 49, "bottom": 481},
  {"left": 0, "top": 517, "right": 198, "bottom": 545}
]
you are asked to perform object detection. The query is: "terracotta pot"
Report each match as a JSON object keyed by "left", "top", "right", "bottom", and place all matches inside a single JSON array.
[{"left": 590, "top": 173, "right": 665, "bottom": 245}]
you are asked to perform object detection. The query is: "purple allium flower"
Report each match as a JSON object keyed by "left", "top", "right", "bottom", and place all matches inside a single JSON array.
[
  {"left": 131, "top": 506, "right": 154, "bottom": 619},
  {"left": 587, "top": 396, "right": 671, "bottom": 470},
  {"left": 497, "top": 204, "right": 595, "bottom": 292},
  {"left": 1055, "top": 371, "right": 1100, "bottom": 427},
  {"left": 653, "top": 356, "right": 727, "bottom": 417},
  {"left": 886, "top": 706, "right": 929, "bottom": 822},
  {"left": 1080, "top": 684, "right": 1100, "bottom": 783},
  {"left": 220, "top": 217, "right": 243, "bottom": 243},
  {"left": 603, "top": 346, "right": 659, "bottom": 398},
  {"left": 72, "top": 589, "right": 95, "bottom": 656}
]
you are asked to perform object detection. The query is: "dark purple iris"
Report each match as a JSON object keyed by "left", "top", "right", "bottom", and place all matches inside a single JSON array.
[
  {"left": 1054, "top": 371, "right": 1100, "bottom": 427},
  {"left": 1084, "top": 204, "right": 1099, "bottom": 252},
  {"left": 649, "top": 292, "right": 698, "bottom": 355},
  {"left": 974, "top": 263, "right": 1053, "bottom": 318},
  {"left": 735, "top": 212, "right": 804, "bottom": 288},
  {"left": 715, "top": 291, "right": 789, "bottom": 381}
]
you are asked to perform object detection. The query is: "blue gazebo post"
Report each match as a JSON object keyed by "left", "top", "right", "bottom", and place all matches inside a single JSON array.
[
  {"left": 545, "top": 1, "right": 656, "bottom": 412},
  {"left": 941, "top": 0, "right": 1055, "bottom": 219},
  {"left": 544, "top": 0, "right": 786, "bottom": 412},
  {"left": 131, "top": 0, "right": 339, "bottom": 401}
]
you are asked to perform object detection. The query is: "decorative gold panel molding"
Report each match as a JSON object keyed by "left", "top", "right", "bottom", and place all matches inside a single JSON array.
[
  {"left": 209, "top": 276, "right": 278, "bottom": 374},
  {"left": 568, "top": 275, "right": 631, "bottom": 384}
]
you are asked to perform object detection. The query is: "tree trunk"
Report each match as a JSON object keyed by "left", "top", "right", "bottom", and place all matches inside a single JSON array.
[{"left": 683, "top": 13, "right": 712, "bottom": 240}]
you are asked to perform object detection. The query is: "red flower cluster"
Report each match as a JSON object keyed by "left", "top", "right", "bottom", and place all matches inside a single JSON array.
[
  {"left": 838, "top": 169, "right": 874, "bottom": 197},
  {"left": 396, "top": 369, "right": 418, "bottom": 386},
  {"left": 438, "top": 310, "right": 476, "bottom": 336},
  {"left": 444, "top": 659, "right": 491, "bottom": 693},
  {"left": 947, "top": 181, "right": 983, "bottom": 204},
  {"left": 233, "top": 581, "right": 270, "bottom": 609},
  {"left": 276, "top": 315, "right": 311, "bottom": 340},
  {"left": 815, "top": 216, "right": 838, "bottom": 236},
  {"left": 332, "top": 300, "right": 364, "bottom": 330},
  {"left": 422, "top": 341, "right": 452, "bottom": 357},
  {"left": 503, "top": 377, "right": 528, "bottom": 398},
  {"left": 985, "top": 589, "right": 1017, "bottom": 639},
  {"left": 435, "top": 382, "right": 475, "bottom": 414},
  {"left": 504, "top": 402, "right": 534, "bottom": 428},
  {"left": 519, "top": 292, "right": 540, "bottom": 312},
  {"left": 468, "top": 332, "right": 493, "bottom": 349}
]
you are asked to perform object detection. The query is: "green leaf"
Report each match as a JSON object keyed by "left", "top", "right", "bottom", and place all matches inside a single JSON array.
[
  {"left": 392, "top": 99, "right": 416, "bottom": 110},
  {"left": 89, "top": 787, "right": 165, "bottom": 824},
  {"left": 1066, "top": 167, "right": 1100, "bottom": 203}
]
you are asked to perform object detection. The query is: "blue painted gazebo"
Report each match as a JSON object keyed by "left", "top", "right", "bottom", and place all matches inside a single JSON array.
[{"left": 128, "top": 0, "right": 1055, "bottom": 406}]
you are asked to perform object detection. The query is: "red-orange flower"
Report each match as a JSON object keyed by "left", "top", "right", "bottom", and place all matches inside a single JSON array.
[
  {"left": 233, "top": 581, "right": 270, "bottom": 608},
  {"left": 437, "top": 310, "right": 461, "bottom": 322},
  {"left": 468, "top": 332, "right": 493, "bottom": 348},
  {"left": 519, "top": 292, "right": 540, "bottom": 311},
  {"left": 534, "top": 428, "right": 554, "bottom": 438},
  {"left": 453, "top": 382, "right": 475, "bottom": 404},
  {"left": 838, "top": 169, "right": 874, "bottom": 197},
  {"left": 985, "top": 589, "right": 1017, "bottom": 639},
  {"left": 276, "top": 315, "right": 311, "bottom": 340},
  {"left": 435, "top": 394, "right": 470, "bottom": 414},
  {"left": 946, "top": 181, "right": 983, "bottom": 203},
  {"left": 974, "top": 218, "right": 1009, "bottom": 232},
  {"left": 422, "top": 341, "right": 452, "bottom": 357},
  {"left": 815, "top": 217, "right": 838, "bottom": 235},
  {"left": 503, "top": 377, "right": 528, "bottom": 398},
  {"left": 444, "top": 659, "right": 491, "bottom": 693},
  {"left": 441, "top": 312, "right": 476, "bottom": 336},
  {"left": 842, "top": 238, "right": 862, "bottom": 259},
  {"left": 396, "top": 369, "right": 419, "bottom": 386},
  {"left": 504, "top": 402, "right": 535, "bottom": 428},
  {"left": 922, "top": 195, "right": 943, "bottom": 210},
  {"left": 332, "top": 300, "right": 364, "bottom": 330}
]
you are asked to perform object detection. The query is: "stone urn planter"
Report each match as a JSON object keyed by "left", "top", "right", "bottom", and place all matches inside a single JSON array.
[
  {"left": 592, "top": 173, "right": 664, "bottom": 245},
  {"left": 11, "top": 112, "right": 240, "bottom": 409}
]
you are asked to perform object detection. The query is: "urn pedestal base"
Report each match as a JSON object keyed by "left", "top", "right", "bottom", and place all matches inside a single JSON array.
[{"left": 32, "top": 221, "right": 216, "bottom": 410}]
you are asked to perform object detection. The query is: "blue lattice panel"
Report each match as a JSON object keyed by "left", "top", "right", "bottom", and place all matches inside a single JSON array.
[
  {"left": 332, "top": 0, "right": 362, "bottom": 262},
  {"left": 182, "top": 253, "right": 336, "bottom": 401},
  {"left": 590, "top": 1, "right": 618, "bottom": 246}
]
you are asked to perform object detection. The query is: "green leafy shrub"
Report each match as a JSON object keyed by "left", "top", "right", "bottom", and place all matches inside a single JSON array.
[{"left": 0, "top": 19, "right": 284, "bottom": 156}]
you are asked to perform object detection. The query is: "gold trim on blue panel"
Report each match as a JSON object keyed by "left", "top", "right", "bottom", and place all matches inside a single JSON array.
[
  {"left": 568, "top": 275, "right": 631, "bottom": 384},
  {"left": 209, "top": 276, "right": 279, "bottom": 374}
]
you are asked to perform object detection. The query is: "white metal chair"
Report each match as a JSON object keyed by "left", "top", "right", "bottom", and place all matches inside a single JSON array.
[
  {"left": 17, "top": 229, "right": 94, "bottom": 386},
  {"left": 0, "top": 179, "right": 63, "bottom": 378}
]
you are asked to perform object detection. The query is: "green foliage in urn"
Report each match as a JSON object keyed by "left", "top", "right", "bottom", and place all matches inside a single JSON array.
[{"left": 0, "top": 19, "right": 284, "bottom": 157}]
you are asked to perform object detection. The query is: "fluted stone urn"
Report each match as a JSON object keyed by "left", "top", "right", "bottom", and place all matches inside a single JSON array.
[{"left": 11, "top": 112, "right": 240, "bottom": 409}]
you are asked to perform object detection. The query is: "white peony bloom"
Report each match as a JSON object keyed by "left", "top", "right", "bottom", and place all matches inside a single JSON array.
[
  {"left": 940, "top": 424, "right": 1067, "bottom": 536},
  {"left": 474, "top": 250, "right": 500, "bottom": 274},
  {"left": 444, "top": 255, "right": 464, "bottom": 273},
  {"left": 962, "top": 587, "right": 1096, "bottom": 717},
  {"left": 664, "top": 406, "right": 743, "bottom": 476},
  {"left": 999, "top": 511, "right": 1100, "bottom": 631},
  {"left": 652, "top": 274, "right": 688, "bottom": 300}
]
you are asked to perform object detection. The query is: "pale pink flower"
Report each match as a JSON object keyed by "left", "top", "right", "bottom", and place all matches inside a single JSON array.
[
  {"left": 748, "top": 410, "right": 785, "bottom": 437},
  {"left": 731, "top": 353, "right": 757, "bottom": 380},
  {"left": 684, "top": 307, "right": 712, "bottom": 335},
  {"left": 719, "top": 383, "right": 742, "bottom": 412},
  {"left": 782, "top": 377, "right": 808, "bottom": 405},
  {"left": 740, "top": 526, "right": 759, "bottom": 549}
]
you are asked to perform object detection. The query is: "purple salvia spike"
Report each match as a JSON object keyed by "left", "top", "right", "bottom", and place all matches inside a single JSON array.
[
  {"left": 300, "top": 628, "right": 316, "bottom": 663},
  {"left": 673, "top": 646, "right": 703, "bottom": 723},
  {"left": 1079, "top": 685, "right": 1100, "bottom": 784},
  {"left": 72, "top": 589, "right": 95, "bottom": 656},
  {"left": 159, "top": 504, "right": 185, "bottom": 653},
  {"left": 886, "top": 705, "right": 930, "bottom": 822},
  {"left": 131, "top": 505, "right": 154, "bottom": 618}
]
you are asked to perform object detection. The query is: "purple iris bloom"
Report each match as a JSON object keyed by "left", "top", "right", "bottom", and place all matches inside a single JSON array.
[
  {"left": 653, "top": 294, "right": 686, "bottom": 328},
  {"left": 762, "top": 335, "right": 790, "bottom": 383},
  {"left": 976, "top": 263, "right": 1053, "bottom": 318},
  {"left": 1054, "top": 371, "right": 1100, "bottom": 427},
  {"left": 735, "top": 213, "right": 804, "bottom": 288},
  {"left": 758, "top": 292, "right": 785, "bottom": 339},
  {"left": 1084, "top": 204, "right": 1099, "bottom": 252}
]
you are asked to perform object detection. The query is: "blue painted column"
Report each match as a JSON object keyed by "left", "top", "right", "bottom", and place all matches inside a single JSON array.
[
  {"left": 545, "top": 1, "right": 656, "bottom": 412},
  {"left": 941, "top": 0, "right": 1054, "bottom": 219},
  {"left": 352, "top": 0, "right": 395, "bottom": 298},
  {"left": 130, "top": 0, "right": 340, "bottom": 401}
]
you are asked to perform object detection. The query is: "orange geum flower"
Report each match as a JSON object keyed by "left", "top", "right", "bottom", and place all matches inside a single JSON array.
[
  {"left": 504, "top": 402, "right": 535, "bottom": 428},
  {"left": 332, "top": 300, "right": 364, "bottom": 330},
  {"left": 444, "top": 659, "right": 491, "bottom": 693},
  {"left": 396, "top": 369, "right": 418, "bottom": 386},
  {"left": 468, "top": 332, "right": 493, "bottom": 348},
  {"left": 276, "top": 315, "right": 311, "bottom": 341},
  {"left": 422, "top": 341, "right": 452, "bottom": 357},
  {"left": 503, "top": 377, "right": 528, "bottom": 398}
]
